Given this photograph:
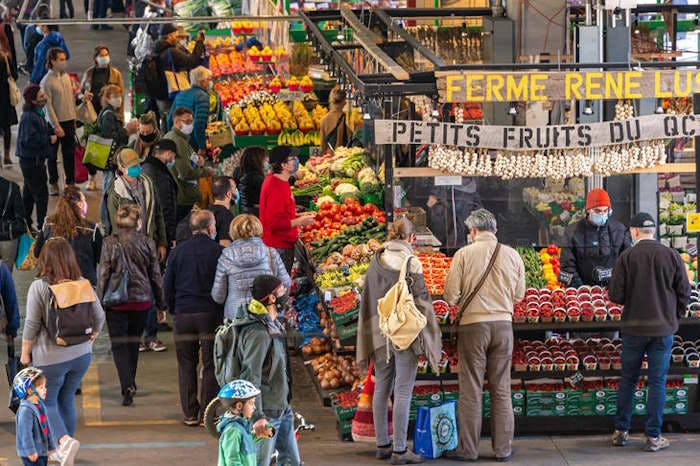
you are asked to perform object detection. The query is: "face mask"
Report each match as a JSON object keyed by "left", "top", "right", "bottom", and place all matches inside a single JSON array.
[
  {"left": 81, "top": 201, "right": 88, "bottom": 217},
  {"left": 96, "top": 56, "right": 110, "bottom": 67},
  {"left": 180, "top": 123, "right": 194, "bottom": 135},
  {"left": 109, "top": 97, "right": 122, "bottom": 108},
  {"left": 179, "top": 39, "right": 189, "bottom": 48},
  {"left": 590, "top": 212, "right": 609, "bottom": 227},
  {"left": 291, "top": 158, "right": 299, "bottom": 174},
  {"left": 36, "top": 26, "right": 42, "bottom": 35},
  {"left": 208, "top": 81, "right": 214, "bottom": 90},
  {"left": 166, "top": 159, "right": 175, "bottom": 170},
  {"left": 210, "top": 229, "right": 217, "bottom": 241},
  {"left": 263, "top": 161, "right": 270, "bottom": 173},
  {"left": 35, "top": 97, "right": 48, "bottom": 107},
  {"left": 53, "top": 61, "right": 67, "bottom": 73},
  {"left": 126, "top": 165, "right": 142, "bottom": 178},
  {"left": 275, "top": 293, "right": 290, "bottom": 310},
  {"left": 139, "top": 132, "right": 157, "bottom": 143}
]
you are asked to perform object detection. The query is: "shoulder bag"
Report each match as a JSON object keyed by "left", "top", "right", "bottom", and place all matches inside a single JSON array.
[
  {"left": 0, "top": 183, "right": 13, "bottom": 241},
  {"left": 164, "top": 48, "right": 191, "bottom": 100},
  {"left": 450, "top": 243, "right": 502, "bottom": 345},
  {"left": 5, "top": 57, "right": 20, "bottom": 107},
  {"left": 103, "top": 239, "right": 129, "bottom": 308}
]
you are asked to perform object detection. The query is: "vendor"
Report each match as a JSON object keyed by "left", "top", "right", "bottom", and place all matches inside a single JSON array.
[
  {"left": 560, "top": 188, "right": 630, "bottom": 288},
  {"left": 319, "top": 86, "right": 353, "bottom": 151}
]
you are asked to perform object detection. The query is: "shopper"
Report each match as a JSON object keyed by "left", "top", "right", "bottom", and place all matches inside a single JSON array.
[
  {"left": 40, "top": 47, "right": 78, "bottom": 193},
  {"left": 96, "top": 84, "right": 131, "bottom": 150},
  {"left": 442, "top": 208, "right": 525, "bottom": 462},
  {"left": 13, "top": 368, "right": 56, "bottom": 466},
  {"left": 81, "top": 46, "right": 125, "bottom": 119},
  {"left": 0, "top": 260, "right": 19, "bottom": 345},
  {"left": 426, "top": 191, "right": 453, "bottom": 249},
  {"left": 154, "top": 25, "right": 206, "bottom": 132},
  {"left": 356, "top": 217, "right": 442, "bottom": 465},
  {"left": 560, "top": 188, "right": 630, "bottom": 288},
  {"left": 0, "top": 26, "right": 18, "bottom": 166},
  {"left": 163, "top": 107, "right": 216, "bottom": 221},
  {"left": 142, "top": 139, "right": 178, "bottom": 249},
  {"left": 0, "top": 174, "right": 25, "bottom": 271},
  {"left": 131, "top": 111, "right": 160, "bottom": 160},
  {"left": 22, "top": 22, "right": 44, "bottom": 76},
  {"left": 233, "top": 274, "right": 299, "bottom": 466},
  {"left": 237, "top": 146, "right": 267, "bottom": 216},
  {"left": 211, "top": 214, "right": 291, "bottom": 321},
  {"left": 30, "top": 25, "right": 70, "bottom": 85},
  {"left": 609, "top": 213, "right": 691, "bottom": 452},
  {"left": 176, "top": 176, "right": 237, "bottom": 247},
  {"left": 34, "top": 186, "right": 103, "bottom": 286},
  {"left": 21, "top": 238, "right": 105, "bottom": 465},
  {"left": 166, "top": 66, "right": 211, "bottom": 155},
  {"left": 259, "top": 146, "right": 315, "bottom": 273},
  {"left": 216, "top": 380, "right": 272, "bottom": 466},
  {"left": 17, "top": 84, "right": 54, "bottom": 232},
  {"left": 97, "top": 204, "right": 166, "bottom": 406},
  {"left": 164, "top": 210, "right": 223, "bottom": 425},
  {"left": 319, "top": 85, "right": 352, "bottom": 150}
]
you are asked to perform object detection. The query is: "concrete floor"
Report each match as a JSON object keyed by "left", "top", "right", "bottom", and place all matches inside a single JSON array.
[{"left": 0, "top": 15, "right": 700, "bottom": 466}]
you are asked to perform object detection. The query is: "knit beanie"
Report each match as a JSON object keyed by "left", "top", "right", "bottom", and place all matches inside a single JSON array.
[
  {"left": 23, "top": 84, "right": 41, "bottom": 104},
  {"left": 585, "top": 188, "right": 612, "bottom": 211},
  {"left": 251, "top": 275, "right": 282, "bottom": 301}
]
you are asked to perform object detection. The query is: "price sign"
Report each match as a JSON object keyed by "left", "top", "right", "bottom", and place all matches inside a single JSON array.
[
  {"left": 684, "top": 374, "right": 698, "bottom": 385},
  {"left": 434, "top": 176, "right": 462, "bottom": 186},
  {"left": 687, "top": 213, "right": 700, "bottom": 233},
  {"left": 308, "top": 146, "right": 323, "bottom": 157},
  {"left": 277, "top": 90, "right": 306, "bottom": 102},
  {"left": 565, "top": 372, "right": 585, "bottom": 387}
]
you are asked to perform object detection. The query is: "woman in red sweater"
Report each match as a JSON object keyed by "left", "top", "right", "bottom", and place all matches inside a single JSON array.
[{"left": 259, "top": 146, "right": 314, "bottom": 272}]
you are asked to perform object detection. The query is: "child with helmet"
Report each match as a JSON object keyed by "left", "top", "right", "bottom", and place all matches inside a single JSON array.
[
  {"left": 217, "top": 379, "right": 274, "bottom": 466},
  {"left": 14, "top": 367, "right": 57, "bottom": 466}
]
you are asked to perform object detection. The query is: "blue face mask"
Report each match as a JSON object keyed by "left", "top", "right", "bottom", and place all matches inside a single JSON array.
[
  {"left": 234, "top": 190, "right": 239, "bottom": 205},
  {"left": 166, "top": 159, "right": 175, "bottom": 170},
  {"left": 263, "top": 161, "right": 270, "bottom": 173},
  {"left": 590, "top": 212, "right": 609, "bottom": 227},
  {"left": 291, "top": 158, "right": 299, "bottom": 174},
  {"left": 36, "top": 26, "right": 42, "bottom": 35},
  {"left": 126, "top": 165, "right": 142, "bottom": 178},
  {"left": 210, "top": 231, "right": 217, "bottom": 241}
]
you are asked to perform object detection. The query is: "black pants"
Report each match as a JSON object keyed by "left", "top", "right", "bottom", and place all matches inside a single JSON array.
[
  {"left": 0, "top": 124, "right": 11, "bottom": 151},
  {"left": 59, "top": 0, "right": 74, "bottom": 17},
  {"left": 19, "top": 158, "right": 49, "bottom": 230},
  {"left": 173, "top": 311, "right": 221, "bottom": 419},
  {"left": 50, "top": 121, "right": 76, "bottom": 186},
  {"left": 276, "top": 247, "right": 295, "bottom": 275},
  {"left": 106, "top": 310, "right": 148, "bottom": 394}
]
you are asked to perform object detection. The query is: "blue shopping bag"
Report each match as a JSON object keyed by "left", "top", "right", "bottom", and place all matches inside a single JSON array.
[
  {"left": 413, "top": 400, "right": 458, "bottom": 459},
  {"left": 15, "top": 232, "right": 35, "bottom": 271}
]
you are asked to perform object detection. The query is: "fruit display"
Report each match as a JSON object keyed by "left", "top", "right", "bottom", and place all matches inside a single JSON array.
[
  {"left": 513, "top": 286, "right": 621, "bottom": 324},
  {"left": 539, "top": 245, "right": 562, "bottom": 289},
  {"left": 685, "top": 283, "right": 700, "bottom": 318},
  {"left": 416, "top": 252, "right": 452, "bottom": 296},
  {"left": 205, "top": 121, "right": 232, "bottom": 148},
  {"left": 315, "top": 261, "right": 370, "bottom": 289},
  {"left": 308, "top": 216, "right": 386, "bottom": 263},
  {"left": 328, "top": 290, "right": 360, "bottom": 316},
  {"left": 316, "top": 239, "right": 383, "bottom": 272},
  {"left": 516, "top": 247, "right": 546, "bottom": 289},
  {"left": 229, "top": 99, "right": 326, "bottom": 141},
  {"left": 309, "top": 353, "right": 362, "bottom": 391},
  {"left": 432, "top": 299, "right": 458, "bottom": 324}
]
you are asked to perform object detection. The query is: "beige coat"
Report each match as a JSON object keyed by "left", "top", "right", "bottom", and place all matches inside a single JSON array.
[{"left": 443, "top": 232, "right": 526, "bottom": 326}]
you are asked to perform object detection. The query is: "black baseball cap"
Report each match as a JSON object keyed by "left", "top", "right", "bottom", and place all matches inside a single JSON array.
[
  {"left": 251, "top": 275, "right": 282, "bottom": 301},
  {"left": 269, "top": 146, "right": 296, "bottom": 165},
  {"left": 630, "top": 212, "right": 656, "bottom": 228},
  {"left": 154, "top": 139, "right": 177, "bottom": 154}
]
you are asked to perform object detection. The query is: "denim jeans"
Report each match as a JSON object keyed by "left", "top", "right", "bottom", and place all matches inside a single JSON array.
[
  {"left": 22, "top": 456, "right": 48, "bottom": 466},
  {"left": 372, "top": 346, "right": 418, "bottom": 453},
  {"left": 38, "top": 353, "right": 92, "bottom": 439},
  {"left": 100, "top": 170, "right": 115, "bottom": 229},
  {"left": 256, "top": 406, "right": 301, "bottom": 466},
  {"left": 615, "top": 334, "right": 673, "bottom": 438},
  {"left": 143, "top": 306, "right": 158, "bottom": 342}
]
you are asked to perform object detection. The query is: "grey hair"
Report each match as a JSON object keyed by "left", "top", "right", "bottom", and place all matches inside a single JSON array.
[
  {"left": 190, "top": 209, "right": 215, "bottom": 233},
  {"left": 465, "top": 208, "right": 497, "bottom": 233},
  {"left": 636, "top": 226, "right": 656, "bottom": 236},
  {"left": 190, "top": 66, "right": 212, "bottom": 86}
]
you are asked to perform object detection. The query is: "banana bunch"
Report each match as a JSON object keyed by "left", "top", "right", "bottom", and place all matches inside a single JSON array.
[{"left": 278, "top": 130, "right": 306, "bottom": 147}]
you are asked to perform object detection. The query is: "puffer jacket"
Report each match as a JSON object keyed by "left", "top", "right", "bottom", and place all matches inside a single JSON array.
[
  {"left": 97, "top": 229, "right": 165, "bottom": 309},
  {"left": 211, "top": 237, "right": 291, "bottom": 321},
  {"left": 166, "top": 86, "right": 210, "bottom": 151}
]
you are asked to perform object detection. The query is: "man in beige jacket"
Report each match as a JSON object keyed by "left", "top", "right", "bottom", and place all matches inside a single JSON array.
[{"left": 442, "top": 209, "right": 525, "bottom": 463}]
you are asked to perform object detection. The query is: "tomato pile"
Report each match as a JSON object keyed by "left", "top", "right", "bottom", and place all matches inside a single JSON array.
[
  {"left": 433, "top": 300, "right": 458, "bottom": 324},
  {"left": 332, "top": 388, "right": 360, "bottom": 408},
  {"left": 329, "top": 291, "right": 359, "bottom": 315},
  {"left": 417, "top": 253, "right": 452, "bottom": 296},
  {"left": 300, "top": 199, "right": 385, "bottom": 244}
]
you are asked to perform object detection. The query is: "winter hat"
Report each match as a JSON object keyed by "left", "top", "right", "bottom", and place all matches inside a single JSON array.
[
  {"left": 23, "top": 84, "right": 41, "bottom": 103},
  {"left": 630, "top": 212, "right": 656, "bottom": 228},
  {"left": 585, "top": 188, "right": 612, "bottom": 211},
  {"left": 251, "top": 275, "right": 282, "bottom": 301}
]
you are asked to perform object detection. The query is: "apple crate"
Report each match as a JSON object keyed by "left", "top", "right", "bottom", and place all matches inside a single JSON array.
[
  {"left": 330, "top": 306, "right": 359, "bottom": 326},
  {"left": 208, "top": 127, "right": 233, "bottom": 148}
]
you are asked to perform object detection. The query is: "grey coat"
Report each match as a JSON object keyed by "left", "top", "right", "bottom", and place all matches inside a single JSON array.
[{"left": 211, "top": 237, "right": 291, "bottom": 321}]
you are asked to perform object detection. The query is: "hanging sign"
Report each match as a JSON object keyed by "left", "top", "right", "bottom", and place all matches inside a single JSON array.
[
  {"left": 436, "top": 70, "right": 700, "bottom": 103},
  {"left": 687, "top": 213, "right": 700, "bottom": 234},
  {"left": 374, "top": 114, "right": 698, "bottom": 150}
]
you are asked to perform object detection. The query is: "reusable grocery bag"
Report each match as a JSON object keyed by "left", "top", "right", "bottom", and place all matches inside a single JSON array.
[
  {"left": 15, "top": 230, "right": 36, "bottom": 271},
  {"left": 83, "top": 134, "right": 114, "bottom": 169},
  {"left": 165, "top": 49, "right": 191, "bottom": 99},
  {"left": 413, "top": 400, "right": 458, "bottom": 459}
]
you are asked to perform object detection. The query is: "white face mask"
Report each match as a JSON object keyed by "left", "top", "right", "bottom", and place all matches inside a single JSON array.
[
  {"left": 180, "top": 122, "right": 194, "bottom": 135},
  {"left": 109, "top": 97, "right": 122, "bottom": 108},
  {"left": 96, "top": 56, "right": 110, "bottom": 67},
  {"left": 53, "top": 61, "right": 67, "bottom": 73}
]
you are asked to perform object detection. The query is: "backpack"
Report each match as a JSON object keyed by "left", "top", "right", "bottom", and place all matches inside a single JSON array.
[
  {"left": 46, "top": 279, "right": 97, "bottom": 347},
  {"left": 376, "top": 255, "right": 427, "bottom": 359},
  {"left": 175, "top": 211, "right": 194, "bottom": 244},
  {"left": 213, "top": 320, "right": 242, "bottom": 387},
  {"left": 139, "top": 53, "right": 168, "bottom": 101}
]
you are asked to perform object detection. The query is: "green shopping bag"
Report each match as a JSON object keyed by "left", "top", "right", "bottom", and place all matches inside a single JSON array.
[{"left": 82, "top": 134, "right": 114, "bottom": 170}]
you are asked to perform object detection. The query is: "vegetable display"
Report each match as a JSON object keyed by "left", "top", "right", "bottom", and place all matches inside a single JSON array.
[
  {"left": 310, "top": 353, "right": 362, "bottom": 391},
  {"left": 309, "top": 217, "right": 386, "bottom": 264},
  {"left": 516, "top": 247, "right": 546, "bottom": 289},
  {"left": 514, "top": 286, "right": 621, "bottom": 324},
  {"left": 417, "top": 252, "right": 452, "bottom": 296},
  {"left": 316, "top": 262, "right": 370, "bottom": 289},
  {"left": 539, "top": 245, "right": 562, "bottom": 289}
]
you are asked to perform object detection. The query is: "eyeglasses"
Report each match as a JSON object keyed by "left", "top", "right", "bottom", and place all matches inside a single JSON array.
[{"left": 285, "top": 156, "right": 298, "bottom": 163}]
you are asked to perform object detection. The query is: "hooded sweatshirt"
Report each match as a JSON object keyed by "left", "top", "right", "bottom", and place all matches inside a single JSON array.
[
  {"left": 30, "top": 32, "right": 70, "bottom": 84},
  {"left": 211, "top": 237, "right": 291, "bottom": 321},
  {"left": 217, "top": 414, "right": 257, "bottom": 466}
]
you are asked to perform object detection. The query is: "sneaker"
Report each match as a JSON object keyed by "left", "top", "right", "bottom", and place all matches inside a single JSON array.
[
  {"left": 148, "top": 339, "right": 167, "bottom": 352},
  {"left": 612, "top": 430, "right": 629, "bottom": 447},
  {"left": 391, "top": 451, "right": 424, "bottom": 465},
  {"left": 376, "top": 445, "right": 392, "bottom": 460},
  {"left": 87, "top": 176, "right": 98, "bottom": 191},
  {"left": 48, "top": 451, "right": 63, "bottom": 464},
  {"left": 644, "top": 436, "right": 670, "bottom": 452},
  {"left": 58, "top": 437, "right": 80, "bottom": 466},
  {"left": 122, "top": 386, "right": 136, "bottom": 406},
  {"left": 49, "top": 183, "right": 60, "bottom": 196},
  {"left": 183, "top": 416, "right": 199, "bottom": 426},
  {"left": 139, "top": 342, "right": 149, "bottom": 352}
]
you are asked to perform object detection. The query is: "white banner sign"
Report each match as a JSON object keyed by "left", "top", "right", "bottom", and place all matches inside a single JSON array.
[{"left": 374, "top": 114, "right": 699, "bottom": 151}]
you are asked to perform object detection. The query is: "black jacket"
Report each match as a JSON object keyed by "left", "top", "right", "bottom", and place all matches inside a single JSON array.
[
  {"left": 142, "top": 156, "right": 178, "bottom": 244},
  {"left": 427, "top": 200, "right": 454, "bottom": 248},
  {"left": 560, "top": 218, "right": 631, "bottom": 287},
  {"left": 154, "top": 38, "right": 205, "bottom": 100},
  {"left": 0, "top": 177, "right": 25, "bottom": 241},
  {"left": 34, "top": 222, "right": 102, "bottom": 285},
  {"left": 609, "top": 239, "right": 691, "bottom": 337},
  {"left": 163, "top": 233, "right": 223, "bottom": 315},
  {"left": 238, "top": 170, "right": 265, "bottom": 216}
]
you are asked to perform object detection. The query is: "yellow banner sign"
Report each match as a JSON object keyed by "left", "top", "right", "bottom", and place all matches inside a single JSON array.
[
  {"left": 436, "top": 70, "right": 700, "bottom": 103},
  {"left": 687, "top": 213, "right": 700, "bottom": 234}
]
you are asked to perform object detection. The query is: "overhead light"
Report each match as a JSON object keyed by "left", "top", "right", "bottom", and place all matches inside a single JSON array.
[
  {"left": 363, "top": 112, "right": 371, "bottom": 120},
  {"left": 336, "top": 31, "right": 344, "bottom": 41},
  {"left": 508, "top": 103, "right": 517, "bottom": 116},
  {"left": 634, "top": 19, "right": 640, "bottom": 34},
  {"left": 656, "top": 105, "right": 665, "bottom": 114},
  {"left": 583, "top": 101, "right": 593, "bottom": 115}
]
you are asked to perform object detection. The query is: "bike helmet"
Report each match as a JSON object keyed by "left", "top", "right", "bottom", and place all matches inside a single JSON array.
[
  {"left": 218, "top": 380, "right": 261, "bottom": 407},
  {"left": 13, "top": 367, "right": 44, "bottom": 399}
]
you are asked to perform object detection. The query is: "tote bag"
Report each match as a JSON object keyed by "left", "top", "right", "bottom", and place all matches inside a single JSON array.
[
  {"left": 164, "top": 49, "right": 190, "bottom": 99},
  {"left": 15, "top": 230, "right": 36, "bottom": 271},
  {"left": 413, "top": 400, "right": 458, "bottom": 459},
  {"left": 83, "top": 134, "right": 114, "bottom": 170},
  {"left": 76, "top": 100, "right": 97, "bottom": 125}
]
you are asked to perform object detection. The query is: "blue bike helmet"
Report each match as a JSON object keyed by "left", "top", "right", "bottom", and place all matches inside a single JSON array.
[
  {"left": 218, "top": 380, "right": 261, "bottom": 408},
  {"left": 13, "top": 367, "right": 44, "bottom": 399}
]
